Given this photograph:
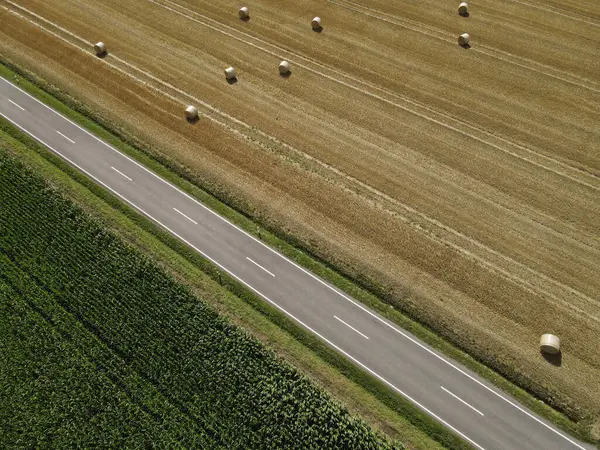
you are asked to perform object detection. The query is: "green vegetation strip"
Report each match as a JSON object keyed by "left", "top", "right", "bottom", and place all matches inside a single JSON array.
[
  {"left": 0, "top": 147, "right": 408, "bottom": 449},
  {"left": 0, "top": 60, "right": 471, "bottom": 449},
  {"left": 1, "top": 58, "right": 595, "bottom": 446},
  {"left": 0, "top": 119, "right": 458, "bottom": 449}
]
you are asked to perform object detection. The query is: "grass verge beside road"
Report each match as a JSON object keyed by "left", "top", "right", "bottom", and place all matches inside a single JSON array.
[
  {"left": 0, "top": 105, "right": 452, "bottom": 447},
  {"left": 1, "top": 58, "right": 596, "bottom": 447},
  {"left": 0, "top": 142, "right": 408, "bottom": 449}
]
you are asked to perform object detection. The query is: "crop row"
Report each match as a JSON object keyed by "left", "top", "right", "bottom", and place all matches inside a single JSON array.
[
  {"left": 0, "top": 149, "right": 404, "bottom": 449},
  {"left": 1, "top": 255, "right": 218, "bottom": 448}
]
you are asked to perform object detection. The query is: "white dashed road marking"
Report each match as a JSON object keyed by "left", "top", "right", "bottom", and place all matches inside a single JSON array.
[
  {"left": 111, "top": 166, "right": 132, "bottom": 181},
  {"left": 441, "top": 386, "right": 485, "bottom": 417},
  {"left": 246, "top": 257, "right": 276, "bottom": 277},
  {"left": 173, "top": 207, "right": 198, "bottom": 225},
  {"left": 56, "top": 130, "right": 75, "bottom": 143},
  {"left": 334, "top": 315, "right": 370, "bottom": 340},
  {"left": 8, "top": 99, "right": 24, "bottom": 110}
]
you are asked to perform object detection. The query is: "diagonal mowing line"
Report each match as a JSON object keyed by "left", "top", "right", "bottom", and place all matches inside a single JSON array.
[
  {"left": 327, "top": 0, "right": 600, "bottom": 91},
  {"left": 505, "top": 0, "right": 600, "bottom": 27},
  {"left": 0, "top": 94, "right": 588, "bottom": 449},
  {"left": 151, "top": 0, "right": 600, "bottom": 192},
  {"left": 4, "top": 2, "right": 599, "bottom": 321},
  {"left": 1, "top": 110, "right": 487, "bottom": 450}
]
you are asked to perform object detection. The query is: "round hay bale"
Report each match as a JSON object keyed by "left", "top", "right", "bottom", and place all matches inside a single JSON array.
[
  {"left": 540, "top": 334, "right": 560, "bottom": 354},
  {"left": 458, "top": 33, "right": 470, "bottom": 46},
  {"left": 239, "top": 7, "right": 249, "bottom": 20},
  {"left": 458, "top": 2, "right": 469, "bottom": 16},
  {"left": 224, "top": 66, "right": 237, "bottom": 80},
  {"left": 93, "top": 42, "right": 106, "bottom": 55},
  {"left": 311, "top": 16, "right": 322, "bottom": 29},
  {"left": 185, "top": 105, "right": 198, "bottom": 120},
  {"left": 279, "top": 60, "right": 290, "bottom": 75}
]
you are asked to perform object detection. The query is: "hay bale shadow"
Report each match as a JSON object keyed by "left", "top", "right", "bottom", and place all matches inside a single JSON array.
[
  {"left": 186, "top": 116, "right": 200, "bottom": 124},
  {"left": 312, "top": 26, "right": 323, "bottom": 33},
  {"left": 460, "top": 43, "right": 471, "bottom": 49},
  {"left": 541, "top": 349, "right": 562, "bottom": 367},
  {"left": 226, "top": 77, "right": 238, "bottom": 85},
  {"left": 96, "top": 51, "right": 108, "bottom": 59},
  {"left": 240, "top": 16, "right": 250, "bottom": 22},
  {"left": 459, "top": 11, "right": 470, "bottom": 17},
  {"left": 280, "top": 71, "right": 292, "bottom": 79}
]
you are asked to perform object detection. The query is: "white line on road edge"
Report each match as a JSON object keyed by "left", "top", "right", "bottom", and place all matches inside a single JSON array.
[
  {"left": 0, "top": 77, "right": 587, "bottom": 449},
  {"left": 110, "top": 166, "right": 132, "bottom": 181},
  {"left": 334, "top": 315, "right": 369, "bottom": 339},
  {"left": 173, "top": 207, "right": 198, "bottom": 225},
  {"left": 0, "top": 112, "right": 485, "bottom": 450},
  {"left": 56, "top": 130, "right": 75, "bottom": 143},
  {"left": 8, "top": 98, "right": 25, "bottom": 110},
  {"left": 441, "top": 386, "right": 485, "bottom": 417},
  {"left": 246, "top": 257, "right": 275, "bottom": 277}
]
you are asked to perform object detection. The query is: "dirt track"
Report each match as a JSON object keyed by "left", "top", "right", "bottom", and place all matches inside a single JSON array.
[{"left": 1, "top": 0, "right": 599, "bottom": 431}]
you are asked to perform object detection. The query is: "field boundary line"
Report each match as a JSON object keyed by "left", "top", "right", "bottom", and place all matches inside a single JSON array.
[
  {"left": 1, "top": 92, "right": 589, "bottom": 450},
  {"left": 0, "top": 112, "right": 486, "bottom": 450},
  {"left": 144, "top": 1, "right": 600, "bottom": 247},
  {"left": 5, "top": 2, "right": 599, "bottom": 323},
  {"left": 151, "top": 0, "right": 600, "bottom": 193},
  {"left": 10, "top": 0, "right": 600, "bottom": 259}
]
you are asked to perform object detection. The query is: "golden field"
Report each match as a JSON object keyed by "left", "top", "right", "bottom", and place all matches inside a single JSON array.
[{"left": 1, "top": 0, "right": 599, "bottom": 433}]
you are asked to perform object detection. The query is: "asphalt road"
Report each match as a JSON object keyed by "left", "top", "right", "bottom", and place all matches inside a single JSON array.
[{"left": 0, "top": 76, "right": 593, "bottom": 450}]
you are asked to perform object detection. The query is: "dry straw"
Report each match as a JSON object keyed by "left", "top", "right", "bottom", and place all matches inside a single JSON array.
[
  {"left": 540, "top": 334, "right": 561, "bottom": 354},
  {"left": 279, "top": 61, "right": 291, "bottom": 75},
  {"left": 185, "top": 105, "right": 198, "bottom": 120},
  {"left": 224, "top": 66, "right": 237, "bottom": 80},
  {"left": 93, "top": 42, "right": 106, "bottom": 55}
]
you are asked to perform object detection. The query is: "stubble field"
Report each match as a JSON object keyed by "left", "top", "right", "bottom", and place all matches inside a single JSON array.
[{"left": 1, "top": 0, "right": 599, "bottom": 434}]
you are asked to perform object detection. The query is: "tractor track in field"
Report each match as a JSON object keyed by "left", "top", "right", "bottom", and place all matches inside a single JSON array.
[
  {"left": 146, "top": 0, "right": 600, "bottom": 195},
  {"left": 503, "top": 0, "right": 600, "bottom": 27},
  {"left": 144, "top": 0, "right": 600, "bottom": 249},
  {"left": 328, "top": 0, "right": 600, "bottom": 92},
  {"left": 3, "top": 0, "right": 600, "bottom": 328}
]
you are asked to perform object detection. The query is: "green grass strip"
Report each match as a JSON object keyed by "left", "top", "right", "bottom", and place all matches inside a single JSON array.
[
  {"left": 0, "top": 143, "right": 408, "bottom": 450},
  {"left": 0, "top": 81, "right": 461, "bottom": 449},
  {"left": 1, "top": 57, "right": 596, "bottom": 447},
  {"left": 0, "top": 111, "right": 458, "bottom": 450}
]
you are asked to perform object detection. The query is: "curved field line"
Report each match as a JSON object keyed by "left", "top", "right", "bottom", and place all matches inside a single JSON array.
[
  {"left": 504, "top": 0, "right": 600, "bottom": 27},
  {"left": 328, "top": 0, "right": 600, "bottom": 92},
  {"left": 4, "top": 1, "right": 599, "bottom": 323},
  {"left": 147, "top": 0, "right": 600, "bottom": 193}
]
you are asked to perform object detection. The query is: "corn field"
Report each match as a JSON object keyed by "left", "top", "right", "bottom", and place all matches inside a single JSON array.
[{"left": 0, "top": 150, "right": 404, "bottom": 450}]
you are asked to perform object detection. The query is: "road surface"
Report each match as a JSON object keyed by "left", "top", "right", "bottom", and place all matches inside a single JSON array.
[{"left": 0, "top": 76, "right": 593, "bottom": 450}]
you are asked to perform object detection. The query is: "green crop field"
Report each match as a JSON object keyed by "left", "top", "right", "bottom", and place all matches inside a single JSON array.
[{"left": 0, "top": 148, "right": 404, "bottom": 450}]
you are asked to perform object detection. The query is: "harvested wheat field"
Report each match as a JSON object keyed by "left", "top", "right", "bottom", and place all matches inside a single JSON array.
[{"left": 1, "top": 0, "right": 599, "bottom": 434}]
